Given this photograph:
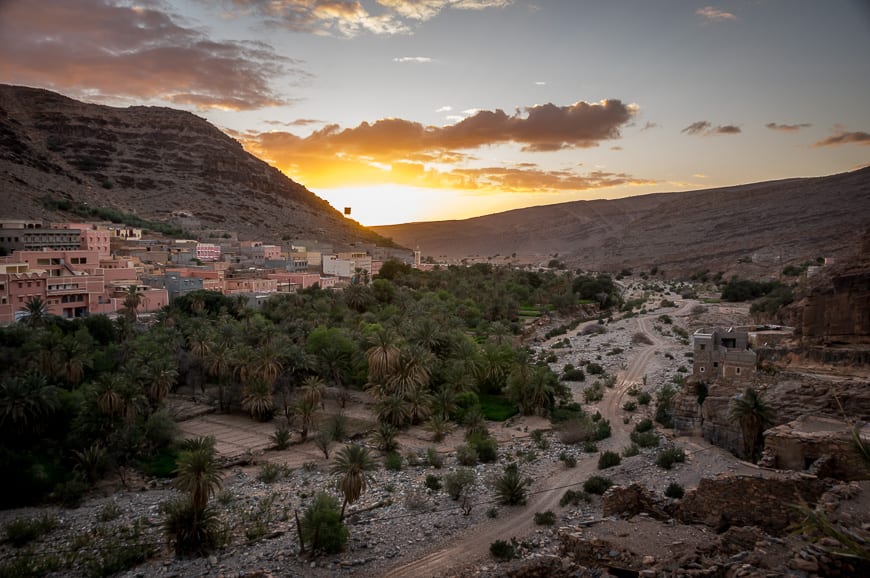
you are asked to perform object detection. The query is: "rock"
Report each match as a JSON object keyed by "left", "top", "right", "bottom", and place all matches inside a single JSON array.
[
  {"left": 790, "top": 557, "right": 819, "bottom": 573},
  {"left": 642, "top": 555, "right": 656, "bottom": 565}
]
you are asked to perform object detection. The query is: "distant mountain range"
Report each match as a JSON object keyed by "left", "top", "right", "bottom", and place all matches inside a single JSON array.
[
  {"left": 374, "top": 167, "right": 870, "bottom": 276},
  {"left": 0, "top": 84, "right": 391, "bottom": 247}
]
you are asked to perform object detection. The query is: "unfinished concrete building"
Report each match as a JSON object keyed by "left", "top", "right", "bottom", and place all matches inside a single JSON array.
[{"left": 692, "top": 327, "right": 757, "bottom": 381}]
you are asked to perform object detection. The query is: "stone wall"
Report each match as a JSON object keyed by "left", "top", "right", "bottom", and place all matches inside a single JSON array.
[{"left": 676, "top": 474, "right": 830, "bottom": 533}]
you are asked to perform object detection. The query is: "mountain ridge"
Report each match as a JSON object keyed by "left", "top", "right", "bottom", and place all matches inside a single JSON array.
[
  {"left": 0, "top": 84, "right": 392, "bottom": 247},
  {"left": 373, "top": 167, "right": 870, "bottom": 275}
]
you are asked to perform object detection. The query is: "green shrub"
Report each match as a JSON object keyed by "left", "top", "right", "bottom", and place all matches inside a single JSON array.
[
  {"left": 468, "top": 432, "right": 498, "bottom": 463},
  {"left": 301, "top": 493, "right": 348, "bottom": 554},
  {"left": 162, "top": 499, "right": 221, "bottom": 556},
  {"left": 560, "top": 489, "right": 590, "bottom": 507},
  {"left": 584, "top": 383, "right": 604, "bottom": 402},
  {"left": 494, "top": 463, "right": 527, "bottom": 506},
  {"left": 271, "top": 426, "right": 291, "bottom": 450},
  {"left": 490, "top": 539, "right": 516, "bottom": 560},
  {"left": 583, "top": 475, "right": 612, "bottom": 495},
  {"left": 664, "top": 482, "right": 685, "bottom": 499},
  {"left": 455, "top": 444, "right": 479, "bottom": 466},
  {"left": 634, "top": 418, "right": 654, "bottom": 433},
  {"left": 637, "top": 392, "right": 652, "bottom": 406},
  {"left": 479, "top": 394, "right": 519, "bottom": 421},
  {"left": 594, "top": 419, "right": 612, "bottom": 441},
  {"left": 597, "top": 451, "right": 621, "bottom": 470},
  {"left": 98, "top": 502, "right": 122, "bottom": 522},
  {"left": 534, "top": 510, "right": 557, "bottom": 525},
  {"left": 531, "top": 429, "right": 548, "bottom": 449},
  {"left": 384, "top": 452, "right": 403, "bottom": 471},
  {"left": 656, "top": 447, "right": 686, "bottom": 470},
  {"left": 558, "top": 451, "right": 577, "bottom": 468},
  {"left": 582, "top": 441, "right": 598, "bottom": 453},
  {"left": 630, "top": 430, "right": 659, "bottom": 448},
  {"left": 4, "top": 514, "right": 58, "bottom": 547},
  {"left": 622, "top": 444, "right": 640, "bottom": 457},
  {"left": 561, "top": 365, "right": 586, "bottom": 381},
  {"left": 622, "top": 401, "right": 637, "bottom": 412},
  {"left": 426, "top": 447, "right": 443, "bottom": 469},
  {"left": 424, "top": 474, "right": 442, "bottom": 491},
  {"left": 444, "top": 468, "right": 476, "bottom": 500},
  {"left": 486, "top": 507, "right": 499, "bottom": 519},
  {"left": 257, "top": 462, "right": 285, "bottom": 483}
]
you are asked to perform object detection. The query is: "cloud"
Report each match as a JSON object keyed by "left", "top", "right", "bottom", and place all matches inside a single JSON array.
[
  {"left": 239, "top": 98, "right": 641, "bottom": 192},
  {"left": 813, "top": 129, "right": 870, "bottom": 147},
  {"left": 681, "top": 121, "right": 741, "bottom": 136},
  {"left": 435, "top": 105, "right": 453, "bottom": 112},
  {"left": 214, "top": 0, "right": 512, "bottom": 36},
  {"left": 393, "top": 56, "right": 434, "bottom": 63},
  {"left": 765, "top": 122, "right": 812, "bottom": 132},
  {"left": 0, "top": 0, "right": 298, "bottom": 110},
  {"left": 696, "top": 6, "right": 737, "bottom": 22},
  {"left": 640, "top": 121, "right": 659, "bottom": 131},
  {"left": 534, "top": 81, "right": 547, "bottom": 86}
]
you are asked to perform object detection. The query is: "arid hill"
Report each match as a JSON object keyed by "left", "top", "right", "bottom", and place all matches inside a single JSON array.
[
  {"left": 374, "top": 168, "right": 870, "bottom": 276},
  {"left": 0, "top": 84, "right": 390, "bottom": 246}
]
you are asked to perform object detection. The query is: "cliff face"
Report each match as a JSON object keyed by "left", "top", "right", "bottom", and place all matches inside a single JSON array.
[
  {"left": 781, "top": 231, "right": 870, "bottom": 345},
  {"left": 0, "top": 84, "right": 390, "bottom": 246}
]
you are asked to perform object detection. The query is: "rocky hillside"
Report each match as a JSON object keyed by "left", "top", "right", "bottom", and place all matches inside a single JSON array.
[
  {"left": 0, "top": 84, "right": 391, "bottom": 246},
  {"left": 374, "top": 168, "right": 870, "bottom": 276}
]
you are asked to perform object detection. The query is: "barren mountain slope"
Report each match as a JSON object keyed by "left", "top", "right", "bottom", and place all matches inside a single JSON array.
[
  {"left": 0, "top": 84, "right": 389, "bottom": 246},
  {"left": 374, "top": 168, "right": 870, "bottom": 275}
]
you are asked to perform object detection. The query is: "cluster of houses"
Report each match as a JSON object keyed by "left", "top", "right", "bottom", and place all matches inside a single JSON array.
[{"left": 0, "top": 220, "right": 415, "bottom": 324}]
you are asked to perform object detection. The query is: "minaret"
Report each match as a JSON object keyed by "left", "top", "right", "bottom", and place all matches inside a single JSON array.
[{"left": 414, "top": 246, "right": 421, "bottom": 267}]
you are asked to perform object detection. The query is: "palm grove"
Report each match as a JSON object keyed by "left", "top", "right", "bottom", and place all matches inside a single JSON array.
[{"left": 0, "top": 260, "right": 622, "bottom": 555}]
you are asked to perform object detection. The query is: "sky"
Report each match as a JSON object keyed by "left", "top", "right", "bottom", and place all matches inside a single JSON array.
[{"left": 1, "top": 1, "right": 869, "bottom": 226}]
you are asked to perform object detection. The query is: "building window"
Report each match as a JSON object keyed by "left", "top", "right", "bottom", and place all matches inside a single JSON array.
[
  {"left": 699, "top": 344, "right": 706, "bottom": 351},
  {"left": 713, "top": 362, "right": 719, "bottom": 368},
  {"left": 699, "top": 366, "right": 705, "bottom": 373},
  {"left": 736, "top": 367, "right": 741, "bottom": 375}
]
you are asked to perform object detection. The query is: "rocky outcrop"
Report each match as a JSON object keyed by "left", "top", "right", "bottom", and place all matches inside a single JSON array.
[
  {"left": 676, "top": 474, "right": 830, "bottom": 533},
  {"left": 602, "top": 483, "right": 671, "bottom": 520}
]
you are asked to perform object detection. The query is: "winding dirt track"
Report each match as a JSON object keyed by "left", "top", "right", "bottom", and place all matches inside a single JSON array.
[{"left": 383, "top": 310, "right": 675, "bottom": 578}]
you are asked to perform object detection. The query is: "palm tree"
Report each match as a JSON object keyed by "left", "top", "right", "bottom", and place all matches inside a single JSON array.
[
  {"left": 20, "top": 296, "right": 48, "bottom": 328},
  {"left": 365, "top": 329, "right": 401, "bottom": 384},
  {"left": 241, "top": 379, "right": 274, "bottom": 421},
  {"left": 0, "top": 371, "right": 59, "bottom": 433},
  {"left": 405, "top": 384, "right": 433, "bottom": 425},
  {"left": 173, "top": 436, "right": 222, "bottom": 512},
  {"left": 426, "top": 413, "right": 453, "bottom": 443},
  {"left": 430, "top": 386, "right": 458, "bottom": 420},
  {"left": 385, "top": 347, "right": 431, "bottom": 398},
  {"left": 728, "top": 387, "right": 775, "bottom": 461},
  {"left": 301, "top": 375, "right": 327, "bottom": 409},
  {"left": 331, "top": 444, "right": 378, "bottom": 519},
  {"left": 205, "top": 339, "right": 232, "bottom": 411},
  {"left": 144, "top": 358, "right": 178, "bottom": 405},
  {"left": 122, "top": 285, "right": 143, "bottom": 322},
  {"left": 57, "top": 334, "right": 93, "bottom": 386},
  {"left": 375, "top": 394, "right": 412, "bottom": 428},
  {"left": 295, "top": 396, "right": 318, "bottom": 441},
  {"left": 95, "top": 374, "right": 127, "bottom": 418}
]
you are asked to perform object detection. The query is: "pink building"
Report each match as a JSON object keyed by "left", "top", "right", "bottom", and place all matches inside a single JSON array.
[
  {"left": 195, "top": 243, "right": 221, "bottom": 262},
  {"left": 225, "top": 277, "right": 278, "bottom": 294}
]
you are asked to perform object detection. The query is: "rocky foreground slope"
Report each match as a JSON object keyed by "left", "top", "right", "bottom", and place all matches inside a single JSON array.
[{"left": 0, "top": 84, "right": 390, "bottom": 246}]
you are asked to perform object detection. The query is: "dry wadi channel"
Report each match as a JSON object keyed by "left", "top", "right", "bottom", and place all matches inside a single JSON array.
[{"left": 1, "top": 290, "right": 759, "bottom": 577}]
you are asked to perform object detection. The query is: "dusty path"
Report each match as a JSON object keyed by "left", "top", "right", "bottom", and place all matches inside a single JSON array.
[{"left": 384, "top": 311, "right": 670, "bottom": 578}]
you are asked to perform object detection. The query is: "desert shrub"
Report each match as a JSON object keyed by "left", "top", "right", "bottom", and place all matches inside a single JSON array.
[
  {"left": 301, "top": 493, "right": 348, "bottom": 554},
  {"left": 586, "top": 362, "right": 605, "bottom": 375},
  {"left": 372, "top": 422, "right": 400, "bottom": 453},
  {"left": 561, "top": 365, "right": 586, "bottom": 381},
  {"left": 162, "top": 499, "right": 221, "bottom": 556},
  {"left": 594, "top": 419, "right": 612, "bottom": 441},
  {"left": 655, "top": 385, "right": 676, "bottom": 428},
  {"left": 468, "top": 432, "right": 498, "bottom": 463},
  {"left": 559, "top": 451, "right": 577, "bottom": 468},
  {"left": 637, "top": 391, "right": 652, "bottom": 405},
  {"left": 404, "top": 490, "right": 428, "bottom": 511},
  {"left": 584, "top": 382, "right": 604, "bottom": 402},
  {"left": 271, "top": 425, "right": 291, "bottom": 450},
  {"left": 98, "top": 502, "right": 122, "bottom": 522},
  {"left": 456, "top": 444, "right": 479, "bottom": 466},
  {"left": 630, "top": 430, "right": 660, "bottom": 448},
  {"left": 384, "top": 452, "right": 403, "bottom": 471},
  {"left": 634, "top": 418, "right": 654, "bottom": 433},
  {"left": 664, "top": 482, "right": 685, "bottom": 499},
  {"left": 405, "top": 451, "right": 421, "bottom": 467},
  {"left": 444, "top": 468, "right": 476, "bottom": 500},
  {"left": 486, "top": 507, "right": 499, "bottom": 518},
  {"left": 551, "top": 402, "right": 586, "bottom": 424},
  {"left": 632, "top": 332, "right": 654, "bottom": 345},
  {"left": 426, "top": 447, "right": 443, "bottom": 469},
  {"left": 597, "top": 451, "right": 621, "bottom": 470},
  {"left": 560, "top": 489, "right": 590, "bottom": 507},
  {"left": 494, "top": 463, "right": 527, "bottom": 506},
  {"left": 257, "top": 462, "right": 285, "bottom": 484},
  {"left": 622, "top": 444, "right": 640, "bottom": 457},
  {"left": 559, "top": 418, "right": 594, "bottom": 444},
  {"left": 583, "top": 475, "right": 613, "bottom": 495},
  {"left": 623, "top": 401, "right": 637, "bottom": 411},
  {"left": 424, "top": 474, "right": 442, "bottom": 491},
  {"left": 534, "top": 510, "right": 557, "bottom": 526},
  {"left": 4, "top": 514, "right": 58, "bottom": 547},
  {"left": 531, "top": 429, "right": 548, "bottom": 449},
  {"left": 656, "top": 447, "right": 686, "bottom": 470},
  {"left": 490, "top": 539, "right": 516, "bottom": 560}
]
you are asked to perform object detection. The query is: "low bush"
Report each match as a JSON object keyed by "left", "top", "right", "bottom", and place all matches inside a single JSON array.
[
  {"left": 426, "top": 447, "right": 443, "bottom": 468},
  {"left": 664, "top": 482, "right": 685, "bottom": 499},
  {"left": 630, "top": 430, "right": 659, "bottom": 448},
  {"left": 623, "top": 401, "right": 637, "bottom": 411},
  {"left": 490, "top": 539, "right": 516, "bottom": 560},
  {"left": 558, "top": 451, "right": 577, "bottom": 468},
  {"left": 634, "top": 418, "right": 654, "bottom": 433},
  {"left": 384, "top": 452, "right": 403, "bottom": 471},
  {"left": 456, "top": 444, "right": 479, "bottom": 466},
  {"left": 622, "top": 444, "right": 640, "bottom": 457},
  {"left": 494, "top": 463, "right": 527, "bottom": 506},
  {"left": 656, "top": 447, "right": 686, "bottom": 470},
  {"left": 257, "top": 462, "right": 285, "bottom": 484},
  {"left": 560, "top": 489, "right": 590, "bottom": 507},
  {"left": 637, "top": 391, "right": 652, "bottom": 405},
  {"left": 583, "top": 476, "right": 613, "bottom": 495},
  {"left": 534, "top": 510, "right": 557, "bottom": 526},
  {"left": 424, "top": 474, "right": 442, "bottom": 491},
  {"left": 4, "top": 514, "right": 58, "bottom": 547},
  {"left": 444, "top": 468, "right": 476, "bottom": 500},
  {"left": 301, "top": 493, "right": 348, "bottom": 554},
  {"left": 597, "top": 451, "right": 621, "bottom": 469}
]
